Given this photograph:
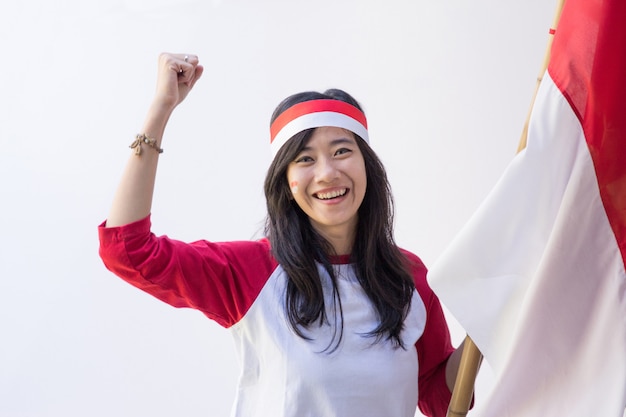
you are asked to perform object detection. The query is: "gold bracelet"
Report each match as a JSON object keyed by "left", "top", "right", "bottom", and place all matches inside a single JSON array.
[{"left": 129, "top": 133, "right": 164, "bottom": 155}]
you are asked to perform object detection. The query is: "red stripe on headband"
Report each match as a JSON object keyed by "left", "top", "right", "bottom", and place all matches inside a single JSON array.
[{"left": 270, "top": 99, "right": 368, "bottom": 143}]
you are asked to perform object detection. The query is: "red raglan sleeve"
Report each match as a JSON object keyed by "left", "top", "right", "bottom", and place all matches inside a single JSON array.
[
  {"left": 98, "top": 215, "right": 278, "bottom": 328},
  {"left": 403, "top": 251, "right": 455, "bottom": 417}
]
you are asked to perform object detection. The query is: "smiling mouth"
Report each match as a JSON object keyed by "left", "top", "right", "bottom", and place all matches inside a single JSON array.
[{"left": 315, "top": 188, "right": 348, "bottom": 200}]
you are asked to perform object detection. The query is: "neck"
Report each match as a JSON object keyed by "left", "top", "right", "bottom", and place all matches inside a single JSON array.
[
  {"left": 328, "top": 236, "right": 353, "bottom": 256},
  {"left": 312, "top": 223, "right": 356, "bottom": 256}
]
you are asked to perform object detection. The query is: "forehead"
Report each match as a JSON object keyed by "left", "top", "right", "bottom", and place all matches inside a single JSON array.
[{"left": 305, "top": 127, "right": 356, "bottom": 146}]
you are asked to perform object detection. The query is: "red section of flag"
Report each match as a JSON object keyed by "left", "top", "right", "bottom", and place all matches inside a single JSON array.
[{"left": 549, "top": 0, "right": 626, "bottom": 264}]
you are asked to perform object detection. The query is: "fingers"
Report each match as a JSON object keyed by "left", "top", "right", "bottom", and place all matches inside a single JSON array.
[
  {"left": 176, "top": 53, "right": 199, "bottom": 78},
  {"left": 172, "top": 54, "right": 203, "bottom": 91},
  {"left": 157, "top": 52, "right": 200, "bottom": 81}
]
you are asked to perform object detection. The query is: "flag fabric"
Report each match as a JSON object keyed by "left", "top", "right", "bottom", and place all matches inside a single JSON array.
[{"left": 428, "top": 0, "right": 626, "bottom": 415}]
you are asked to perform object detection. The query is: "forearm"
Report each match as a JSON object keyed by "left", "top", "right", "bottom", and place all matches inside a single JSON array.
[
  {"left": 106, "top": 102, "right": 173, "bottom": 227},
  {"left": 445, "top": 340, "right": 465, "bottom": 392}
]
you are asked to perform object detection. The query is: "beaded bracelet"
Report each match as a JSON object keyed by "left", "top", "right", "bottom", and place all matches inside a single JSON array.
[{"left": 129, "top": 133, "right": 164, "bottom": 155}]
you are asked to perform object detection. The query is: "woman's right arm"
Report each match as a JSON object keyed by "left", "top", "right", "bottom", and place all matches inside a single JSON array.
[{"left": 106, "top": 53, "right": 203, "bottom": 227}]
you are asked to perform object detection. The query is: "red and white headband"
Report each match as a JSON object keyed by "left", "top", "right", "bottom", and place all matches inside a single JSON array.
[{"left": 269, "top": 99, "right": 369, "bottom": 157}]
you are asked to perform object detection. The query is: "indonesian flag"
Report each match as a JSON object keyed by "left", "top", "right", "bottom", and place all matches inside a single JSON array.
[{"left": 428, "top": 0, "right": 626, "bottom": 415}]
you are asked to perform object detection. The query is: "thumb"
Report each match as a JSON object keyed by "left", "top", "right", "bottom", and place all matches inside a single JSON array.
[
  {"left": 187, "top": 65, "right": 204, "bottom": 90},
  {"left": 177, "top": 65, "right": 204, "bottom": 104}
]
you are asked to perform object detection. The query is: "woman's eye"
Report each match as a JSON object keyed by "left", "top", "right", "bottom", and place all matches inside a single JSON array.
[
  {"left": 295, "top": 155, "right": 313, "bottom": 163},
  {"left": 335, "top": 148, "right": 352, "bottom": 156}
]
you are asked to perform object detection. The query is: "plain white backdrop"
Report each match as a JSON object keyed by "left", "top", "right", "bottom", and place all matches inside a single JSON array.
[{"left": 0, "top": 1, "right": 555, "bottom": 416}]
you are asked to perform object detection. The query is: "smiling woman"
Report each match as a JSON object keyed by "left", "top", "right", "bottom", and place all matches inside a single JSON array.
[{"left": 98, "top": 52, "right": 468, "bottom": 417}]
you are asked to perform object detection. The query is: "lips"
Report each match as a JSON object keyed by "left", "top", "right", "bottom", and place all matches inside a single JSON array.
[{"left": 315, "top": 188, "right": 348, "bottom": 200}]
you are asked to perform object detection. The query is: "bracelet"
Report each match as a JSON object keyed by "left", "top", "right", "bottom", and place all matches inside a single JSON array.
[{"left": 129, "top": 133, "right": 164, "bottom": 155}]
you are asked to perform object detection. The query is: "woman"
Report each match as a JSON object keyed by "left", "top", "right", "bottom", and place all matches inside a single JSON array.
[{"left": 99, "top": 52, "right": 466, "bottom": 417}]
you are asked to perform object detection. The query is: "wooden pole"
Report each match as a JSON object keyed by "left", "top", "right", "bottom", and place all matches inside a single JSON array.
[
  {"left": 447, "top": 336, "right": 482, "bottom": 417},
  {"left": 517, "top": 0, "right": 566, "bottom": 152},
  {"left": 445, "top": 1, "right": 566, "bottom": 416}
]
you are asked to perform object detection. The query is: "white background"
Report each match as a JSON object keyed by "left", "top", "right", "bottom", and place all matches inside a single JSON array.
[{"left": 0, "top": 1, "right": 555, "bottom": 416}]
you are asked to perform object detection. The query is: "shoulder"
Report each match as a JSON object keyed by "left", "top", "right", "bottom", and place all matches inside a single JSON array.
[
  {"left": 206, "top": 238, "right": 277, "bottom": 267},
  {"left": 398, "top": 247, "right": 438, "bottom": 305},
  {"left": 398, "top": 248, "right": 427, "bottom": 281}
]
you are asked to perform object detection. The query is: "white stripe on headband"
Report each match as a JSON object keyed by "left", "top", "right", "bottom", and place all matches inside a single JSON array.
[{"left": 269, "top": 99, "right": 369, "bottom": 157}]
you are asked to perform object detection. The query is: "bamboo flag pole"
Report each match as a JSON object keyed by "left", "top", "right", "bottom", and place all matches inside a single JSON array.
[
  {"left": 517, "top": 0, "right": 566, "bottom": 152},
  {"left": 446, "top": 336, "right": 482, "bottom": 417},
  {"left": 445, "top": 1, "right": 566, "bottom": 416}
]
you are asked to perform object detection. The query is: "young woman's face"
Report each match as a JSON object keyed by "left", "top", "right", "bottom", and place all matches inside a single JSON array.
[{"left": 286, "top": 126, "right": 367, "bottom": 250}]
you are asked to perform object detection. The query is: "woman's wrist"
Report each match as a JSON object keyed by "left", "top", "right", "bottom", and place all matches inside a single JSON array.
[{"left": 140, "top": 101, "right": 175, "bottom": 142}]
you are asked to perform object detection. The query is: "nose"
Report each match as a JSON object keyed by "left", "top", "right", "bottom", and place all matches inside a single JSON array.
[{"left": 315, "top": 156, "right": 339, "bottom": 183}]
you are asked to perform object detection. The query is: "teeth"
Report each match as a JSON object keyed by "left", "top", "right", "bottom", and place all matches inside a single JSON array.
[{"left": 316, "top": 189, "right": 347, "bottom": 200}]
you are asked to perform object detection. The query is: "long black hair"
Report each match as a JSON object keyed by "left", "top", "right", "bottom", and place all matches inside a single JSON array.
[{"left": 263, "top": 88, "right": 415, "bottom": 350}]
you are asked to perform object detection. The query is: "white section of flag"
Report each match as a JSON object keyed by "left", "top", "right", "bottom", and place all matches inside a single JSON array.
[{"left": 429, "top": 70, "right": 626, "bottom": 416}]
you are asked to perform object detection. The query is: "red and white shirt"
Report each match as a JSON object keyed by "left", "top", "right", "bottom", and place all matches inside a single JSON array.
[{"left": 98, "top": 216, "right": 454, "bottom": 417}]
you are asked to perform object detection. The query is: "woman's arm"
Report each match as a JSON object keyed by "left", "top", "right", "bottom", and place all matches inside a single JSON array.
[
  {"left": 106, "top": 52, "right": 203, "bottom": 227},
  {"left": 445, "top": 340, "right": 465, "bottom": 391}
]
